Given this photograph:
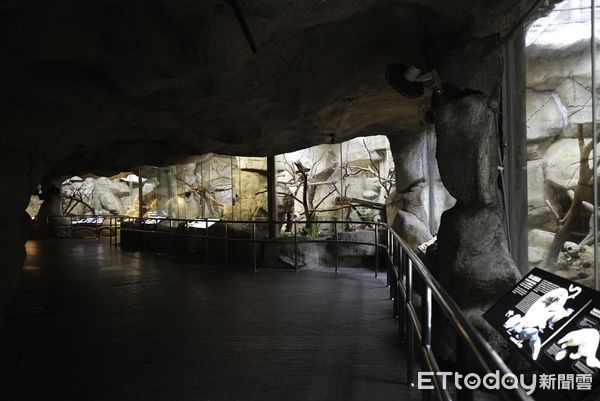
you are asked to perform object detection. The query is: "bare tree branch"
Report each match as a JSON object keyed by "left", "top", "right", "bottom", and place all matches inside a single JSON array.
[{"left": 545, "top": 124, "right": 593, "bottom": 268}]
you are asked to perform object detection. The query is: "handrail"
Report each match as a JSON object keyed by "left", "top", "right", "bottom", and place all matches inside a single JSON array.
[
  {"left": 382, "top": 223, "right": 535, "bottom": 401},
  {"left": 31, "top": 214, "right": 122, "bottom": 240},
  {"left": 31, "top": 215, "right": 534, "bottom": 401},
  {"left": 116, "top": 216, "right": 380, "bottom": 274}
]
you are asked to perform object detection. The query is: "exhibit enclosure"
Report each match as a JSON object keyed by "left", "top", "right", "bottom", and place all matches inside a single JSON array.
[
  {"left": 52, "top": 135, "right": 400, "bottom": 230},
  {"left": 525, "top": 0, "right": 600, "bottom": 289}
]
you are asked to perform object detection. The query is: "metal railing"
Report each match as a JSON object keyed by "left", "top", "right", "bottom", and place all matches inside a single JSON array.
[
  {"left": 31, "top": 215, "right": 121, "bottom": 239},
  {"left": 384, "top": 225, "right": 535, "bottom": 401},
  {"left": 116, "top": 217, "right": 381, "bottom": 274},
  {"left": 31, "top": 215, "right": 534, "bottom": 401}
]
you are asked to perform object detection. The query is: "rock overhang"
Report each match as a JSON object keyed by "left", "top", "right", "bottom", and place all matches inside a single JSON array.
[{"left": 0, "top": 0, "right": 545, "bottom": 179}]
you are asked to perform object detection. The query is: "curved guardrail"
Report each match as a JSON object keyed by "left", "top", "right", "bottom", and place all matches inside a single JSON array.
[
  {"left": 382, "top": 223, "right": 535, "bottom": 401},
  {"left": 31, "top": 215, "right": 120, "bottom": 239}
]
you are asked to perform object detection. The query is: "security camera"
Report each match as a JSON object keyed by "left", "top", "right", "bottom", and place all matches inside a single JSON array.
[{"left": 385, "top": 64, "right": 444, "bottom": 98}]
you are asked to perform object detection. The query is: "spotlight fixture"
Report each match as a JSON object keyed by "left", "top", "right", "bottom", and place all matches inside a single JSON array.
[{"left": 385, "top": 64, "right": 443, "bottom": 98}]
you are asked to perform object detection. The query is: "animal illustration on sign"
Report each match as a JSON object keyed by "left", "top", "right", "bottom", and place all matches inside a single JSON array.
[
  {"left": 555, "top": 328, "right": 600, "bottom": 369},
  {"left": 503, "top": 286, "right": 580, "bottom": 360}
]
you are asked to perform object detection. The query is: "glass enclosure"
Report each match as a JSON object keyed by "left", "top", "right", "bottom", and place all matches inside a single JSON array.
[
  {"left": 525, "top": 0, "right": 598, "bottom": 288},
  {"left": 140, "top": 155, "right": 251, "bottom": 221},
  {"left": 55, "top": 135, "right": 395, "bottom": 232},
  {"left": 275, "top": 135, "right": 394, "bottom": 225}
]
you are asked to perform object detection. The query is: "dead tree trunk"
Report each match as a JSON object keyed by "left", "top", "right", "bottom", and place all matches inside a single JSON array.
[
  {"left": 294, "top": 161, "right": 313, "bottom": 228},
  {"left": 544, "top": 124, "right": 593, "bottom": 269}
]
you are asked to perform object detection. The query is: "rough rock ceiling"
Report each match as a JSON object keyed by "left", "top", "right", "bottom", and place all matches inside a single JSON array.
[{"left": 0, "top": 0, "right": 536, "bottom": 177}]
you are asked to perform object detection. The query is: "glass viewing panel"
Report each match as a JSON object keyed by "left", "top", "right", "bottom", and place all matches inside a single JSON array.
[
  {"left": 55, "top": 136, "right": 396, "bottom": 229},
  {"left": 525, "top": 0, "right": 597, "bottom": 287}
]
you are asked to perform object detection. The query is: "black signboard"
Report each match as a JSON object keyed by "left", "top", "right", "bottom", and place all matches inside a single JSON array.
[{"left": 484, "top": 268, "right": 600, "bottom": 400}]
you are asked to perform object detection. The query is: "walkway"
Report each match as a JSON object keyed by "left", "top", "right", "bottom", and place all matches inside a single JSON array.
[{"left": 0, "top": 239, "right": 415, "bottom": 401}]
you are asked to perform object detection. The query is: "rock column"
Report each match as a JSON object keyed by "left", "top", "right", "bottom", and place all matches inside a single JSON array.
[
  {"left": 0, "top": 152, "right": 45, "bottom": 318},
  {"left": 386, "top": 134, "right": 433, "bottom": 250},
  {"left": 431, "top": 37, "right": 522, "bottom": 361}
]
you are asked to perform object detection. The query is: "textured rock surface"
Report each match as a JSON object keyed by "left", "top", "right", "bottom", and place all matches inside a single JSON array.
[
  {"left": 36, "top": 185, "right": 71, "bottom": 238},
  {"left": 0, "top": 152, "right": 46, "bottom": 316},
  {"left": 389, "top": 210, "right": 432, "bottom": 251},
  {"left": 336, "top": 230, "right": 377, "bottom": 258},
  {"left": 434, "top": 205, "right": 522, "bottom": 362},
  {"left": 386, "top": 129, "right": 453, "bottom": 240},
  {"left": 25, "top": 195, "right": 43, "bottom": 218},
  {"left": 1, "top": 0, "right": 542, "bottom": 178},
  {"left": 435, "top": 94, "right": 500, "bottom": 206},
  {"left": 527, "top": 229, "right": 555, "bottom": 266},
  {"left": 280, "top": 135, "right": 395, "bottom": 222},
  {"left": 0, "top": 1, "right": 544, "bottom": 323},
  {"left": 525, "top": 91, "right": 567, "bottom": 141},
  {"left": 526, "top": 41, "right": 592, "bottom": 91},
  {"left": 432, "top": 44, "right": 522, "bottom": 363},
  {"left": 526, "top": 159, "right": 546, "bottom": 216},
  {"left": 554, "top": 244, "right": 595, "bottom": 288},
  {"left": 544, "top": 138, "right": 590, "bottom": 191},
  {"left": 261, "top": 241, "right": 328, "bottom": 269},
  {"left": 261, "top": 231, "right": 378, "bottom": 269},
  {"left": 387, "top": 134, "right": 429, "bottom": 225},
  {"left": 436, "top": 205, "right": 521, "bottom": 310},
  {"left": 93, "top": 180, "right": 124, "bottom": 215}
]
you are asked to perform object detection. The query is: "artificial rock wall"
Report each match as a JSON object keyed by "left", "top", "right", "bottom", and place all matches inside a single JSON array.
[
  {"left": 280, "top": 135, "right": 395, "bottom": 222},
  {"left": 0, "top": 0, "right": 546, "bottom": 323},
  {"left": 385, "top": 127, "right": 455, "bottom": 251},
  {"left": 432, "top": 36, "right": 522, "bottom": 361}
]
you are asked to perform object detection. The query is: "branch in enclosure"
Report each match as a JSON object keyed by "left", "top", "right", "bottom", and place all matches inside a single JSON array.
[{"left": 544, "top": 124, "right": 593, "bottom": 269}]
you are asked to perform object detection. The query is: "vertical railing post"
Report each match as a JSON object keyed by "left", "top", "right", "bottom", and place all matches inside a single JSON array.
[
  {"left": 374, "top": 224, "right": 379, "bottom": 278},
  {"left": 392, "top": 274, "right": 398, "bottom": 318},
  {"left": 334, "top": 221, "right": 339, "bottom": 273},
  {"left": 386, "top": 228, "right": 391, "bottom": 288},
  {"left": 421, "top": 284, "right": 433, "bottom": 401},
  {"left": 155, "top": 220, "right": 160, "bottom": 254},
  {"left": 169, "top": 220, "right": 174, "bottom": 255},
  {"left": 205, "top": 218, "right": 210, "bottom": 265},
  {"left": 109, "top": 216, "right": 113, "bottom": 246},
  {"left": 140, "top": 218, "right": 145, "bottom": 252},
  {"left": 389, "top": 231, "right": 394, "bottom": 300},
  {"left": 138, "top": 171, "right": 144, "bottom": 219},
  {"left": 398, "top": 244, "right": 406, "bottom": 344},
  {"left": 294, "top": 221, "right": 298, "bottom": 272},
  {"left": 457, "top": 338, "right": 474, "bottom": 401},
  {"left": 117, "top": 217, "right": 122, "bottom": 247},
  {"left": 392, "top": 235, "right": 398, "bottom": 319},
  {"left": 186, "top": 220, "right": 190, "bottom": 256},
  {"left": 133, "top": 219, "right": 137, "bottom": 251},
  {"left": 225, "top": 222, "right": 229, "bottom": 269},
  {"left": 406, "top": 258, "right": 415, "bottom": 388},
  {"left": 252, "top": 221, "right": 257, "bottom": 273}
]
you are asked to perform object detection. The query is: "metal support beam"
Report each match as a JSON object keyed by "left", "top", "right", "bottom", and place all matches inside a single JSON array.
[
  {"left": 267, "top": 156, "right": 279, "bottom": 239},
  {"left": 503, "top": 25, "right": 528, "bottom": 274}
]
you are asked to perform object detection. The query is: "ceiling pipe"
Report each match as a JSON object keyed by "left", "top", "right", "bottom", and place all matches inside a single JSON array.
[{"left": 230, "top": 0, "right": 258, "bottom": 53}]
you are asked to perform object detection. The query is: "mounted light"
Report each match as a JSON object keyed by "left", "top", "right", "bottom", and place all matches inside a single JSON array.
[{"left": 385, "top": 64, "right": 443, "bottom": 98}]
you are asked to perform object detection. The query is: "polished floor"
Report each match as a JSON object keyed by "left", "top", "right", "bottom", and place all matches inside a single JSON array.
[{"left": 0, "top": 239, "right": 416, "bottom": 401}]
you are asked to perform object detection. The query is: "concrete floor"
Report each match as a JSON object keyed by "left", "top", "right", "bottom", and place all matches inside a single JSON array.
[{"left": 0, "top": 239, "right": 416, "bottom": 401}]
